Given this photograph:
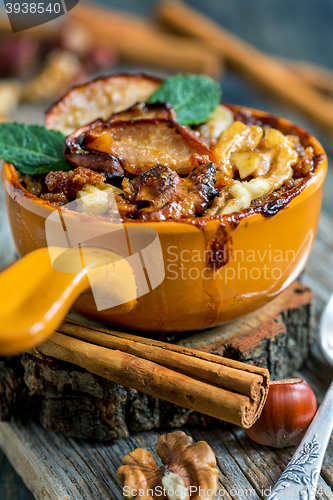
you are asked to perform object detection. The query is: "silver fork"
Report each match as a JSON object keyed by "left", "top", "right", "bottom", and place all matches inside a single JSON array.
[{"left": 266, "top": 294, "right": 333, "bottom": 500}]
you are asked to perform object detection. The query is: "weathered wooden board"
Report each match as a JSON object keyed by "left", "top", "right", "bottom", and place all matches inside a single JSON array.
[
  {"left": 0, "top": 213, "right": 332, "bottom": 499},
  {"left": 0, "top": 361, "right": 331, "bottom": 500}
]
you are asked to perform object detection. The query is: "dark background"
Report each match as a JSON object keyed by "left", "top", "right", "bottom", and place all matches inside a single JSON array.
[{"left": 1, "top": 0, "right": 333, "bottom": 497}]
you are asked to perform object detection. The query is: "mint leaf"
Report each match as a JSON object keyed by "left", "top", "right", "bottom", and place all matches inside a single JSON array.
[
  {"left": 0, "top": 122, "right": 71, "bottom": 175},
  {"left": 148, "top": 74, "right": 221, "bottom": 126},
  {"left": 33, "top": 159, "right": 70, "bottom": 175}
]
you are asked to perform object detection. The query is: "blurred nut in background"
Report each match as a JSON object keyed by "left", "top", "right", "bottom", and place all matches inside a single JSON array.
[
  {"left": 21, "top": 50, "right": 82, "bottom": 102},
  {"left": 0, "top": 80, "right": 22, "bottom": 116}
]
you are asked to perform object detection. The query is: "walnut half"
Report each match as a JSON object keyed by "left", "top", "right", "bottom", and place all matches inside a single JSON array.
[{"left": 117, "top": 431, "right": 219, "bottom": 500}]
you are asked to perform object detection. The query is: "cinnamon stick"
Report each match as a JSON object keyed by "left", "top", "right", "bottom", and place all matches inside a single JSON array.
[
  {"left": 68, "top": 3, "right": 223, "bottom": 77},
  {"left": 58, "top": 319, "right": 267, "bottom": 399},
  {"left": 280, "top": 58, "right": 333, "bottom": 95},
  {"left": 158, "top": 0, "right": 333, "bottom": 132},
  {"left": 29, "top": 320, "right": 270, "bottom": 428}
]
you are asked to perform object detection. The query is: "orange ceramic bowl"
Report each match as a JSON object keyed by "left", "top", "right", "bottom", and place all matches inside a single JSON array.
[{"left": 2, "top": 106, "right": 327, "bottom": 332}]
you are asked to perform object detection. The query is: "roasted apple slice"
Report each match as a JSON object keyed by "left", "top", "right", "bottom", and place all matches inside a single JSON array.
[
  {"left": 107, "top": 102, "right": 176, "bottom": 122},
  {"left": 45, "top": 73, "right": 162, "bottom": 135},
  {"left": 66, "top": 118, "right": 218, "bottom": 176},
  {"left": 64, "top": 119, "right": 125, "bottom": 180}
]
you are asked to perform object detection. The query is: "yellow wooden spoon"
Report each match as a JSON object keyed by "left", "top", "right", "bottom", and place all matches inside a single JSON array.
[{"left": 0, "top": 246, "right": 137, "bottom": 356}]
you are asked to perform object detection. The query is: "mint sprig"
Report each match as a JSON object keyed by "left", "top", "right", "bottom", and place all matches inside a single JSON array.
[
  {"left": 0, "top": 122, "right": 70, "bottom": 175},
  {"left": 148, "top": 74, "right": 221, "bottom": 126}
]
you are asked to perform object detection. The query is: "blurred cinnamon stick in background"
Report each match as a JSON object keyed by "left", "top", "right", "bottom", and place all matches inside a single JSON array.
[
  {"left": 280, "top": 58, "right": 333, "bottom": 96},
  {"left": 158, "top": 0, "right": 333, "bottom": 133},
  {"left": 68, "top": 2, "right": 223, "bottom": 77},
  {"left": 1, "top": 0, "right": 333, "bottom": 130}
]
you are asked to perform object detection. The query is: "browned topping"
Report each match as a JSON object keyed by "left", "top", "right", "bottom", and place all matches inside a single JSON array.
[
  {"left": 282, "top": 179, "right": 295, "bottom": 190},
  {"left": 21, "top": 174, "right": 43, "bottom": 196},
  {"left": 117, "top": 431, "right": 219, "bottom": 500},
  {"left": 112, "top": 194, "right": 137, "bottom": 218},
  {"left": 121, "top": 177, "right": 137, "bottom": 203},
  {"left": 293, "top": 146, "right": 315, "bottom": 178},
  {"left": 234, "top": 108, "right": 264, "bottom": 127},
  {"left": 215, "top": 171, "right": 235, "bottom": 191},
  {"left": 45, "top": 166, "right": 105, "bottom": 199},
  {"left": 19, "top": 102, "right": 323, "bottom": 221},
  {"left": 40, "top": 192, "right": 68, "bottom": 205},
  {"left": 64, "top": 119, "right": 125, "bottom": 180},
  {"left": 136, "top": 164, "right": 176, "bottom": 208},
  {"left": 135, "top": 163, "right": 218, "bottom": 220}
]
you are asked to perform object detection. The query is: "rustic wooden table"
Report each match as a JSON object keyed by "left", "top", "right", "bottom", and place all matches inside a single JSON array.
[{"left": 0, "top": 214, "right": 332, "bottom": 500}]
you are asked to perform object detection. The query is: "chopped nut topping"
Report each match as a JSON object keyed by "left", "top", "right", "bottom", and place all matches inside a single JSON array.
[
  {"left": 221, "top": 178, "right": 272, "bottom": 215},
  {"left": 262, "top": 128, "right": 298, "bottom": 189},
  {"left": 45, "top": 166, "right": 105, "bottom": 199},
  {"left": 213, "top": 121, "right": 263, "bottom": 177}
]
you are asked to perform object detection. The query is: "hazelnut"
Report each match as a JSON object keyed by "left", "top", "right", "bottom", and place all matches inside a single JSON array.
[{"left": 245, "top": 378, "right": 317, "bottom": 448}]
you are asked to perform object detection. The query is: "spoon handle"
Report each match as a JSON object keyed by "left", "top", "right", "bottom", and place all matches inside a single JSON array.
[{"left": 267, "top": 380, "right": 333, "bottom": 500}]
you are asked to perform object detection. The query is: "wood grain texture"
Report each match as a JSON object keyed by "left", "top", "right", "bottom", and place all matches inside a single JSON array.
[
  {"left": 0, "top": 450, "right": 34, "bottom": 500},
  {"left": 0, "top": 360, "right": 331, "bottom": 500}
]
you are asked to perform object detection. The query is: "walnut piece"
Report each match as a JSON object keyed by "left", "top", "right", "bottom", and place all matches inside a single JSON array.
[
  {"left": 117, "top": 431, "right": 219, "bottom": 500},
  {"left": 207, "top": 123, "right": 301, "bottom": 215},
  {"left": 262, "top": 128, "right": 298, "bottom": 189},
  {"left": 213, "top": 121, "right": 263, "bottom": 177},
  {"left": 221, "top": 178, "right": 272, "bottom": 215}
]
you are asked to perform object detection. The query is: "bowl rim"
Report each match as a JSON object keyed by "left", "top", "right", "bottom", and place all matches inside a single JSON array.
[{"left": 2, "top": 104, "right": 327, "bottom": 228}]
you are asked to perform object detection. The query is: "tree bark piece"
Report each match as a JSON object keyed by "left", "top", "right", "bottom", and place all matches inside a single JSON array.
[
  {"left": 0, "top": 281, "right": 312, "bottom": 440},
  {"left": 31, "top": 331, "right": 267, "bottom": 428}
]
